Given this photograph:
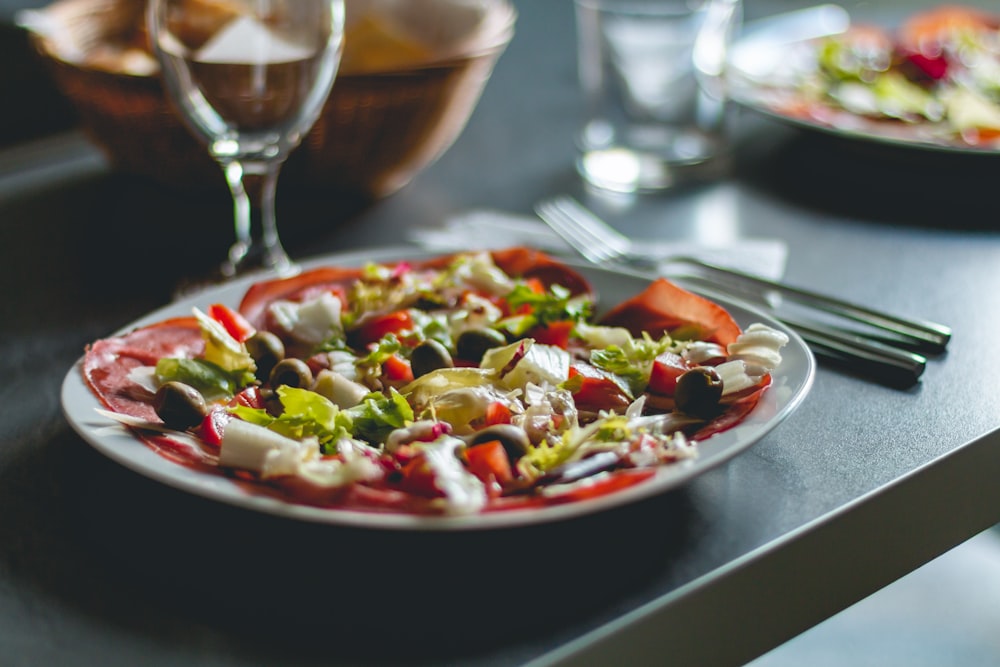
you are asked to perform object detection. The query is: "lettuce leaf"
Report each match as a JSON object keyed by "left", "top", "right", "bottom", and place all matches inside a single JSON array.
[
  {"left": 344, "top": 388, "right": 414, "bottom": 445},
  {"left": 359, "top": 334, "right": 403, "bottom": 366},
  {"left": 504, "top": 282, "right": 592, "bottom": 326},
  {"left": 589, "top": 333, "right": 673, "bottom": 395},
  {"left": 155, "top": 357, "right": 254, "bottom": 401},
  {"left": 230, "top": 386, "right": 352, "bottom": 453}
]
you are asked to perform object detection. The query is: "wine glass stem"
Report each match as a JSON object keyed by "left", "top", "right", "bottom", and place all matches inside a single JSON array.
[{"left": 222, "top": 159, "right": 294, "bottom": 278}]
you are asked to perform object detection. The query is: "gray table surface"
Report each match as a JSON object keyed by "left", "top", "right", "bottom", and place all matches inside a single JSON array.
[{"left": 4, "top": 0, "right": 1000, "bottom": 665}]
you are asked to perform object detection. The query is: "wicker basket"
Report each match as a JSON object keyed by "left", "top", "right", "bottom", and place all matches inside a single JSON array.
[{"left": 18, "top": 0, "right": 516, "bottom": 197}]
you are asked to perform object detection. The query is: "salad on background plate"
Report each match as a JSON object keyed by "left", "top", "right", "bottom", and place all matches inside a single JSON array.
[
  {"left": 63, "top": 247, "right": 813, "bottom": 529},
  {"left": 728, "top": 4, "right": 1000, "bottom": 152}
]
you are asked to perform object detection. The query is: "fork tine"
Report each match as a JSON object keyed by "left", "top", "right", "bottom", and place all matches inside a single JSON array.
[
  {"left": 549, "top": 196, "right": 632, "bottom": 256},
  {"left": 534, "top": 202, "right": 584, "bottom": 257},
  {"left": 535, "top": 198, "right": 625, "bottom": 264},
  {"left": 535, "top": 200, "right": 612, "bottom": 264},
  {"left": 547, "top": 205, "right": 623, "bottom": 264},
  {"left": 537, "top": 194, "right": 952, "bottom": 355}
]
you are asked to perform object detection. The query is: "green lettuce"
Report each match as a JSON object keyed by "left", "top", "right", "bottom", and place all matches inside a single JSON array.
[
  {"left": 589, "top": 333, "right": 673, "bottom": 395},
  {"left": 344, "top": 388, "right": 414, "bottom": 445},
  {"left": 230, "top": 386, "right": 352, "bottom": 453},
  {"left": 504, "top": 282, "right": 592, "bottom": 326},
  {"left": 155, "top": 357, "right": 254, "bottom": 401}
]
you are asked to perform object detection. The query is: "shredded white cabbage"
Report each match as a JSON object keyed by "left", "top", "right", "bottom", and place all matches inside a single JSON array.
[
  {"left": 420, "top": 436, "right": 488, "bottom": 515},
  {"left": 268, "top": 292, "right": 344, "bottom": 345},
  {"left": 481, "top": 340, "right": 571, "bottom": 391}
]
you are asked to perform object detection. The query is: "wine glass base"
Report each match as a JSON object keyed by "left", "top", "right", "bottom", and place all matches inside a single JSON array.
[
  {"left": 171, "top": 247, "right": 299, "bottom": 301},
  {"left": 222, "top": 241, "right": 298, "bottom": 280}
]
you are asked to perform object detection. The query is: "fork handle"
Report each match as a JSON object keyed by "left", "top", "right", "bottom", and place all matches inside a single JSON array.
[
  {"left": 785, "top": 318, "right": 926, "bottom": 388},
  {"left": 678, "top": 280, "right": 926, "bottom": 386},
  {"left": 673, "top": 257, "right": 952, "bottom": 354}
]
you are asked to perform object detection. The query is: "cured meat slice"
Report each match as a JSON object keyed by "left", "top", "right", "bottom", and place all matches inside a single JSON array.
[
  {"left": 83, "top": 317, "right": 204, "bottom": 422},
  {"left": 599, "top": 278, "right": 742, "bottom": 346}
]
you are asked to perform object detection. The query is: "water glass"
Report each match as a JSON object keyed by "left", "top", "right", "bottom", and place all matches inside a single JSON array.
[{"left": 574, "top": 0, "right": 741, "bottom": 193}]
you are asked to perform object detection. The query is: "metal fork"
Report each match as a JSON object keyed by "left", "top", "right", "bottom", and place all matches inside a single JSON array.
[{"left": 535, "top": 195, "right": 952, "bottom": 387}]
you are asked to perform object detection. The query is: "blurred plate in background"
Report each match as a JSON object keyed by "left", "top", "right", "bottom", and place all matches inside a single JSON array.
[{"left": 728, "top": 3, "right": 1000, "bottom": 156}]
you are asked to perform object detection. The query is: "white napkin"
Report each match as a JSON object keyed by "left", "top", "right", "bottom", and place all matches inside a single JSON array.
[{"left": 411, "top": 209, "right": 789, "bottom": 280}]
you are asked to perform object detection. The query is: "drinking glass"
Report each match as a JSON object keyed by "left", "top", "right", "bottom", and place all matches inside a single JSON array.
[
  {"left": 148, "top": 0, "right": 345, "bottom": 279},
  {"left": 574, "top": 0, "right": 741, "bottom": 193}
]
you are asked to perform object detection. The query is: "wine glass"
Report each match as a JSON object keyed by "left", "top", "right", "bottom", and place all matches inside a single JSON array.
[{"left": 147, "top": 0, "right": 345, "bottom": 279}]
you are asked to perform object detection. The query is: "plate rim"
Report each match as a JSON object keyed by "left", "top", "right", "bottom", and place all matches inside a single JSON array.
[{"left": 61, "top": 246, "right": 815, "bottom": 531}]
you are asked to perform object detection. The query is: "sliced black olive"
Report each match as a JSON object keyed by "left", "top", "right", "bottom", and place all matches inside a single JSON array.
[
  {"left": 269, "top": 358, "right": 313, "bottom": 389},
  {"left": 413, "top": 294, "right": 449, "bottom": 311},
  {"left": 536, "top": 451, "right": 621, "bottom": 485},
  {"left": 410, "top": 339, "right": 454, "bottom": 378},
  {"left": 674, "top": 366, "right": 724, "bottom": 419},
  {"left": 245, "top": 331, "right": 285, "bottom": 380},
  {"left": 455, "top": 328, "right": 506, "bottom": 363},
  {"left": 153, "top": 381, "right": 208, "bottom": 430},
  {"left": 465, "top": 423, "right": 531, "bottom": 460}
]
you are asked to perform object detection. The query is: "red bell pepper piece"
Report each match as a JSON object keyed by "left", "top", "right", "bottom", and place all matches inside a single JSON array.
[
  {"left": 207, "top": 303, "right": 255, "bottom": 343},
  {"left": 464, "top": 440, "right": 514, "bottom": 485},
  {"left": 529, "top": 320, "right": 575, "bottom": 349},
  {"left": 647, "top": 351, "right": 688, "bottom": 396},
  {"left": 198, "top": 408, "right": 231, "bottom": 447},
  {"left": 229, "top": 386, "right": 265, "bottom": 410},
  {"left": 397, "top": 454, "right": 443, "bottom": 498},
  {"left": 901, "top": 50, "right": 949, "bottom": 80},
  {"left": 494, "top": 276, "right": 548, "bottom": 317},
  {"left": 568, "top": 363, "right": 632, "bottom": 413},
  {"left": 382, "top": 354, "right": 414, "bottom": 383},
  {"left": 356, "top": 310, "right": 414, "bottom": 346},
  {"left": 484, "top": 401, "right": 513, "bottom": 426}
]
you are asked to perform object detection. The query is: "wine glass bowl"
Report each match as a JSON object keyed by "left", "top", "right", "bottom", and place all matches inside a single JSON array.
[{"left": 147, "top": 0, "right": 345, "bottom": 278}]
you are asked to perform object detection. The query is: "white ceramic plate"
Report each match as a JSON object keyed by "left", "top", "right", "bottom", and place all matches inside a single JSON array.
[
  {"left": 61, "top": 247, "right": 815, "bottom": 531},
  {"left": 728, "top": 4, "right": 1000, "bottom": 155}
]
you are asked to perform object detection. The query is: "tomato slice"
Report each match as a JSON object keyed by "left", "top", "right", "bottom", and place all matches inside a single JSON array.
[
  {"left": 599, "top": 277, "right": 742, "bottom": 346},
  {"left": 900, "top": 50, "right": 949, "bottom": 80},
  {"left": 523, "top": 277, "right": 546, "bottom": 294},
  {"left": 647, "top": 351, "right": 688, "bottom": 396}
]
